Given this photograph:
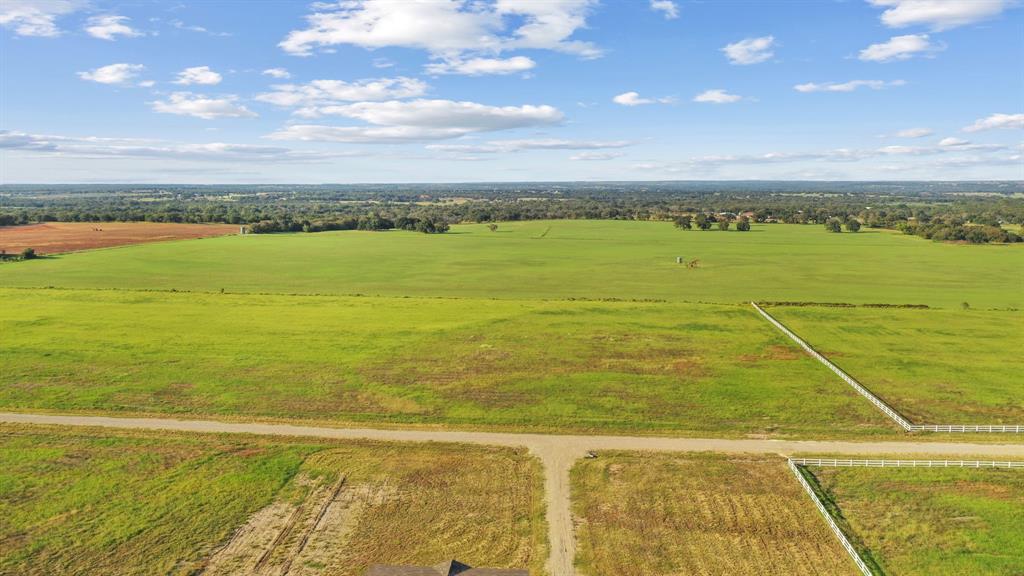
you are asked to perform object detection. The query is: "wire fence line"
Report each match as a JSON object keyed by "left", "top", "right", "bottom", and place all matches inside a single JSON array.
[
  {"left": 787, "top": 459, "right": 874, "bottom": 576},
  {"left": 751, "top": 302, "right": 1023, "bottom": 434},
  {"left": 791, "top": 458, "right": 1024, "bottom": 469}
]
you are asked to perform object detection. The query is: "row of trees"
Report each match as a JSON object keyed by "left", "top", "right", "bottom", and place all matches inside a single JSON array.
[
  {"left": 824, "top": 218, "right": 861, "bottom": 233},
  {"left": 247, "top": 213, "right": 450, "bottom": 234},
  {"left": 674, "top": 214, "right": 752, "bottom": 231}
]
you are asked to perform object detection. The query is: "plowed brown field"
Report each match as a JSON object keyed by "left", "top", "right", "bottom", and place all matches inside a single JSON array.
[{"left": 0, "top": 222, "right": 237, "bottom": 254}]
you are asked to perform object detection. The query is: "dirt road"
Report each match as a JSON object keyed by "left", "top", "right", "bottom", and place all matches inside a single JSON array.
[{"left": 4, "top": 412, "right": 1023, "bottom": 576}]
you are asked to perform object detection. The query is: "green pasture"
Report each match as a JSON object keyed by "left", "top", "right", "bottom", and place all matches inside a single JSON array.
[
  {"left": 1, "top": 221, "right": 1020, "bottom": 308},
  {"left": 0, "top": 288, "right": 888, "bottom": 437},
  {"left": 769, "top": 307, "right": 1023, "bottom": 424},
  {"left": 807, "top": 465, "right": 1024, "bottom": 575}
]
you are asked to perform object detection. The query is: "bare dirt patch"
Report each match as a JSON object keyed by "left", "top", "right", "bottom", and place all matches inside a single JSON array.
[{"left": 0, "top": 222, "right": 237, "bottom": 255}]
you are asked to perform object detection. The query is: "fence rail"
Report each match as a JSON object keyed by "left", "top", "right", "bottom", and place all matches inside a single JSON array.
[
  {"left": 787, "top": 459, "right": 873, "bottom": 576},
  {"left": 751, "top": 302, "right": 1023, "bottom": 434},
  {"left": 792, "top": 458, "right": 1024, "bottom": 469}
]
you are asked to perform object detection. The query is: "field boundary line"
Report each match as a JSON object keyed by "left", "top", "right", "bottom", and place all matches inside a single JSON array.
[
  {"left": 787, "top": 459, "right": 873, "bottom": 576},
  {"left": 792, "top": 458, "right": 1024, "bottom": 469},
  {"left": 751, "top": 302, "right": 1023, "bottom": 434}
]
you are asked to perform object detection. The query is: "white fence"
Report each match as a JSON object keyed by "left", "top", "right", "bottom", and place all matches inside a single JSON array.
[
  {"left": 750, "top": 302, "right": 914, "bottom": 431},
  {"left": 792, "top": 458, "right": 1024, "bottom": 469},
  {"left": 787, "top": 459, "right": 874, "bottom": 576},
  {"left": 751, "top": 302, "right": 1023, "bottom": 434}
]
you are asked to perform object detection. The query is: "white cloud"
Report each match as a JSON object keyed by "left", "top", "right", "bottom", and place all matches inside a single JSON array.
[
  {"left": 859, "top": 34, "right": 939, "bottom": 62},
  {"left": 868, "top": 0, "right": 1009, "bottom": 31},
  {"left": 151, "top": 93, "right": 257, "bottom": 119},
  {"left": 722, "top": 36, "right": 775, "bottom": 65},
  {"left": 0, "top": 130, "right": 355, "bottom": 163},
  {"left": 963, "top": 113, "right": 1024, "bottom": 132},
  {"left": 266, "top": 99, "right": 563, "bottom": 143},
  {"left": 794, "top": 79, "right": 905, "bottom": 92},
  {"left": 570, "top": 151, "right": 624, "bottom": 161},
  {"left": 262, "top": 68, "right": 291, "bottom": 79},
  {"left": 78, "top": 63, "right": 145, "bottom": 85},
  {"left": 649, "top": 0, "right": 679, "bottom": 19},
  {"left": 138, "top": 80, "right": 156, "bottom": 88},
  {"left": 693, "top": 89, "right": 742, "bottom": 104},
  {"left": 426, "top": 138, "right": 631, "bottom": 153},
  {"left": 938, "top": 136, "right": 969, "bottom": 147},
  {"left": 279, "top": 0, "right": 601, "bottom": 60},
  {"left": 0, "top": 0, "right": 83, "bottom": 37},
  {"left": 174, "top": 66, "right": 223, "bottom": 85},
  {"left": 85, "top": 15, "right": 142, "bottom": 40},
  {"left": 895, "top": 127, "right": 932, "bottom": 138},
  {"left": 425, "top": 56, "right": 536, "bottom": 76},
  {"left": 256, "top": 77, "right": 428, "bottom": 110},
  {"left": 612, "top": 91, "right": 673, "bottom": 106}
]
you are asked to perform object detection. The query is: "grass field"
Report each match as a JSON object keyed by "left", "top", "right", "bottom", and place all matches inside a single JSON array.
[
  {"left": 0, "top": 424, "right": 547, "bottom": 576},
  {"left": 0, "top": 288, "right": 888, "bottom": 437},
  {"left": 806, "top": 465, "right": 1024, "bottom": 575},
  {"left": 571, "top": 452, "right": 858, "bottom": 576},
  {"left": 768, "top": 306, "right": 1024, "bottom": 424},
  {"left": 1, "top": 221, "right": 1020, "bottom": 308}
]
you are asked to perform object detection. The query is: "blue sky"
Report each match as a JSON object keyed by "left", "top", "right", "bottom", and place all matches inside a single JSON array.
[{"left": 1, "top": 0, "right": 1022, "bottom": 183}]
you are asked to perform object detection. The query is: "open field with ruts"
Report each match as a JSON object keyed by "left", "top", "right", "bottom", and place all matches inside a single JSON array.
[
  {"left": 570, "top": 451, "right": 858, "bottom": 576},
  {"left": 0, "top": 424, "right": 547, "bottom": 576},
  {"left": 0, "top": 222, "right": 238, "bottom": 254}
]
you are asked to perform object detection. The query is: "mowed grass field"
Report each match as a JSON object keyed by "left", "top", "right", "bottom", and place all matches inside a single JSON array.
[
  {"left": 769, "top": 307, "right": 1024, "bottom": 424},
  {"left": 0, "top": 288, "right": 887, "bottom": 437},
  {"left": 571, "top": 452, "right": 858, "bottom": 576},
  {"left": 1, "top": 221, "right": 1020, "bottom": 308},
  {"left": 0, "top": 424, "right": 547, "bottom": 576},
  {"left": 806, "top": 465, "right": 1024, "bottom": 575}
]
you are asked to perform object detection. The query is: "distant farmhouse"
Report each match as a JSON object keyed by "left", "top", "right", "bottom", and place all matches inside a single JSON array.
[{"left": 366, "top": 559, "right": 527, "bottom": 576}]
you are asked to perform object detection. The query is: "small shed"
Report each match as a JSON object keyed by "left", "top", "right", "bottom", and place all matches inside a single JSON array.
[{"left": 366, "top": 559, "right": 528, "bottom": 576}]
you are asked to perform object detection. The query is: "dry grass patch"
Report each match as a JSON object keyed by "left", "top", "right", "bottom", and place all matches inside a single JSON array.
[{"left": 572, "top": 452, "right": 858, "bottom": 576}]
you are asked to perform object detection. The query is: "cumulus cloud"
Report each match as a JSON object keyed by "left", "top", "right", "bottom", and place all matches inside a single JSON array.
[
  {"left": 174, "top": 66, "right": 223, "bottom": 85},
  {"left": 722, "top": 36, "right": 775, "bottom": 65},
  {"left": 868, "top": 0, "right": 1009, "bottom": 31},
  {"left": 570, "top": 151, "right": 624, "bottom": 161},
  {"left": 425, "top": 56, "right": 536, "bottom": 76},
  {"left": 693, "top": 89, "right": 742, "bottom": 104},
  {"left": 859, "top": 34, "right": 939, "bottom": 62},
  {"left": 262, "top": 68, "right": 291, "bottom": 79},
  {"left": 78, "top": 63, "right": 145, "bottom": 85},
  {"left": 85, "top": 14, "right": 142, "bottom": 40},
  {"left": 151, "top": 93, "right": 257, "bottom": 119},
  {"left": 266, "top": 99, "right": 563, "bottom": 143},
  {"left": 612, "top": 91, "right": 673, "bottom": 106},
  {"left": 0, "top": 129, "right": 354, "bottom": 163},
  {"left": 256, "top": 77, "right": 428, "bottom": 111},
  {"left": 279, "top": 0, "right": 601, "bottom": 60},
  {"left": 963, "top": 113, "right": 1024, "bottom": 132},
  {"left": 938, "top": 136, "right": 969, "bottom": 147},
  {"left": 649, "top": 0, "right": 679, "bottom": 19},
  {"left": 794, "top": 79, "right": 905, "bottom": 92},
  {"left": 0, "top": 0, "right": 83, "bottom": 37},
  {"left": 426, "top": 138, "right": 631, "bottom": 153},
  {"left": 895, "top": 127, "right": 933, "bottom": 138}
]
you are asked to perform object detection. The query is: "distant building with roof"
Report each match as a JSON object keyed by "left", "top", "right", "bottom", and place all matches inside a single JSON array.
[{"left": 366, "top": 559, "right": 527, "bottom": 576}]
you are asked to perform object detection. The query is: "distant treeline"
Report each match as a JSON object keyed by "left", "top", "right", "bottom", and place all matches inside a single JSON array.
[{"left": 2, "top": 183, "right": 1022, "bottom": 243}]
